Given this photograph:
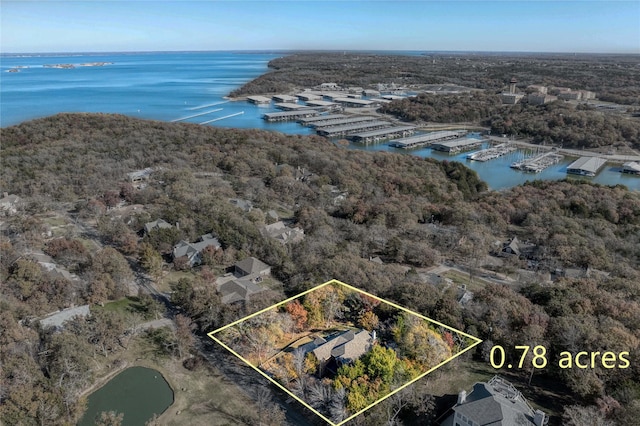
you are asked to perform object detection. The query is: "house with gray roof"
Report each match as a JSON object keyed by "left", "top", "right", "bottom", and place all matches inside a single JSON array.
[
  {"left": 229, "top": 198, "right": 253, "bottom": 212},
  {"left": 173, "top": 233, "right": 221, "bottom": 266},
  {"left": 217, "top": 278, "right": 266, "bottom": 304},
  {"left": 261, "top": 221, "right": 305, "bottom": 245},
  {"left": 39, "top": 305, "right": 91, "bottom": 330},
  {"left": 234, "top": 257, "right": 271, "bottom": 279},
  {"left": 500, "top": 237, "right": 535, "bottom": 259},
  {"left": 311, "top": 329, "right": 372, "bottom": 375},
  {"left": 441, "top": 376, "right": 546, "bottom": 426},
  {"left": 143, "top": 218, "right": 172, "bottom": 234}
]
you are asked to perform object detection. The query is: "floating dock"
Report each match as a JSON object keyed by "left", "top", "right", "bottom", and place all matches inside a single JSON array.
[
  {"left": 307, "top": 116, "right": 378, "bottom": 129},
  {"left": 263, "top": 109, "right": 319, "bottom": 122},
  {"left": 467, "top": 143, "right": 516, "bottom": 161},
  {"left": 511, "top": 151, "right": 564, "bottom": 173},
  {"left": 247, "top": 96, "right": 271, "bottom": 105},
  {"left": 274, "top": 102, "right": 309, "bottom": 111},
  {"left": 271, "top": 94, "right": 298, "bottom": 103},
  {"left": 388, "top": 130, "right": 468, "bottom": 149},
  {"left": 566, "top": 156, "right": 606, "bottom": 176},
  {"left": 316, "top": 120, "right": 392, "bottom": 138},
  {"left": 298, "top": 114, "right": 346, "bottom": 124},
  {"left": 349, "top": 126, "right": 416, "bottom": 144},
  {"left": 431, "top": 138, "right": 483, "bottom": 154}
]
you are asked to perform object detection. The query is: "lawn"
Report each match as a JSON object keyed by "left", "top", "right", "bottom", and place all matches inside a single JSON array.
[{"left": 442, "top": 269, "right": 491, "bottom": 293}]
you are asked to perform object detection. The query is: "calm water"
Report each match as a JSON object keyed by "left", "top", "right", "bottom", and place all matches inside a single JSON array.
[
  {"left": 2, "top": 51, "right": 638, "bottom": 190},
  {"left": 78, "top": 366, "right": 173, "bottom": 426}
]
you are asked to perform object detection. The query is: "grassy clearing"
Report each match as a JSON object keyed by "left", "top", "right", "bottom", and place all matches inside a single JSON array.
[
  {"left": 442, "top": 269, "right": 490, "bottom": 292},
  {"left": 162, "top": 270, "right": 196, "bottom": 293}
]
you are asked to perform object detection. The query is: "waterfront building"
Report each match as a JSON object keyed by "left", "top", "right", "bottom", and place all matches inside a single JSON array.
[{"left": 566, "top": 156, "right": 606, "bottom": 176}]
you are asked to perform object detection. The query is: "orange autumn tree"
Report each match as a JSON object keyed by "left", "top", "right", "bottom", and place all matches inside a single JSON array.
[{"left": 285, "top": 300, "right": 308, "bottom": 331}]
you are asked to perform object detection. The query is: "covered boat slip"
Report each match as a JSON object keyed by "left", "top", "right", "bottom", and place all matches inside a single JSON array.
[
  {"left": 349, "top": 126, "right": 416, "bottom": 143},
  {"left": 566, "top": 156, "right": 607, "bottom": 176},
  {"left": 316, "top": 120, "right": 392, "bottom": 137},
  {"left": 306, "top": 116, "right": 379, "bottom": 129},
  {"left": 388, "top": 130, "right": 469, "bottom": 149},
  {"left": 263, "top": 109, "right": 320, "bottom": 122}
]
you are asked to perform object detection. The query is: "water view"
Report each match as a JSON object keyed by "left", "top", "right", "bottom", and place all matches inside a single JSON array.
[
  {"left": 78, "top": 367, "right": 173, "bottom": 426},
  {"left": 2, "top": 51, "right": 638, "bottom": 191}
]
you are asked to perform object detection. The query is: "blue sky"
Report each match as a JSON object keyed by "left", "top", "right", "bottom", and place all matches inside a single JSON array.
[{"left": 2, "top": 1, "right": 639, "bottom": 53}]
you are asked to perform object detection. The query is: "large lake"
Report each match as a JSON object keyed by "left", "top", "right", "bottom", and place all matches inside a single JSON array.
[{"left": 2, "top": 51, "right": 638, "bottom": 191}]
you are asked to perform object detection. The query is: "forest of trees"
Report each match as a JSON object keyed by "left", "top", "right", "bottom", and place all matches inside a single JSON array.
[
  {"left": 230, "top": 52, "right": 640, "bottom": 105},
  {"left": 1, "top": 114, "right": 640, "bottom": 425}
]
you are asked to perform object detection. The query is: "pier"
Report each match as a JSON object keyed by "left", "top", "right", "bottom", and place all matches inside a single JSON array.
[
  {"left": 511, "top": 151, "right": 564, "bottom": 173},
  {"left": 388, "top": 130, "right": 468, "bottom": 149},
  {"left": 247, "top": 96, "right": 271, "bottom": 105},
  {"left": 349, "top": 126, "right": 416, "bottom": 144},
  {"left": 262, "top": 110, "right": 320, "bottom": 122},
  {"left": 467, "top": 143, "right": 516, "bottom": 161}
]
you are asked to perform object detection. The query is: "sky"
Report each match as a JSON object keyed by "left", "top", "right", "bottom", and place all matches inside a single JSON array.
[{"left": 1, "top": 1, "right": 639, "bottom": 54}]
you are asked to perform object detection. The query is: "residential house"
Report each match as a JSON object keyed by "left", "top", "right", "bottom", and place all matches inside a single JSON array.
[
  {"left": 234, "top": 256, "right": 271, "bottom": 279},
  {"left": 310, "top": 329, "right": 372, "bottom": 375},
  {"left": 143, "top": 218, "right": 172, "bottom": 234},
  {"left": 500, "top": 237, "right": 535, "bottom": 259},
  {"left": 39, "top": 305, "right": 91, "bottom": 330},
  {"left": 216, "top": 276, "right": 266, "bottom": 304},
  {"left": 0, "top": 192, "right": 21, "bottom": 215},
  {"left": 172, "top": 233, "right": 221, "bottom": 266},
  {"left": 441, "top": 376, "right": 547, "bottom": 426},
  {"left": 261, "top": 221, "right": 305, "bottom": 245}
]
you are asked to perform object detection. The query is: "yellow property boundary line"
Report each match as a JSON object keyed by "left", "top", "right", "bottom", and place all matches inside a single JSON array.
[{"left": 208, "top": 279, "right": 483, "bottom": 426}]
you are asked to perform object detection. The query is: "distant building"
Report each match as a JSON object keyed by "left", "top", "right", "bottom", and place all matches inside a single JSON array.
[
  {"left": 500, "top": 93, "right": 525, "bottom": 104},
  {"left": 319, "top": 82, "right": 340, "bottom": 90},
  {"left": 557, "top": 90, "right": 581, "bottom": 101},
  {"left": 527, "top": 85, "right": 548, "bottom": 94},
  {"left": 441, "top": 376, "right": 547, "bottom": 426},
  {"left": 527, "top": 93, "right": 557, "bottom": 105},
  {"left": 580, "top": 90, "right": 596, "bottom": 100},
  {"left": 39, "top": 305, "right": 91, "bottom": 330},
  {"left": 143, "top": 218, "right": 172, "bottom": 234},
  {"left": 509, "top": 77, "right": 518, "bottom": 94}
]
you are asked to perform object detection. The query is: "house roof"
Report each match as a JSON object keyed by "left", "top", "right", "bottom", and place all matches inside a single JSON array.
[
  {"left": 453, "top": 376, "right": 538, "bottom": 426},
  {"left": 40, "top": 305, "right": 90, "bottom": 329},
  {"left": 218, "top": 278, "right": 265, "bottom": 304},
  {"left": 144, "top": 218, "right": 172, "bottom": 233},
  {"left": 172, "top": 234, "right": 221, "bottom": 262},
  {"left": 235, "top": 257, "right": 270, "bottom": 276},
  {"left": 312, "top": 329, "right": 371, "bottom": 363},
  {"left": 261, "top": 221, "right": 304, "bottom": 244}
]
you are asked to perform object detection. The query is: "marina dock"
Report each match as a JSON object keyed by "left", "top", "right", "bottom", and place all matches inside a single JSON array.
[
  {"left": 349, "top": 126, "right": 416, "bottom": 144},
  {"left": 306, "top": 116, "right": 378, "bottom": 128},
  {"left": 263, "top": 109, "right": 320, "bottom": 122},
  {"left": 316, "top": 120, "right": 392, "bottom": 137},
  {"left": 511, "top": 151, "right": 564, "bottom": 173},
  {"left": 298, "top": 114, "right": 347, "bottom": 124},
  {"left": 431, "top": 138, "right": 483, "bottom": 154},
  {"left": 388, "top": 130, "right": 468, "bottom": 149},
  {"left": 467, "top": 143, "right": 516, "bottom": 161}
]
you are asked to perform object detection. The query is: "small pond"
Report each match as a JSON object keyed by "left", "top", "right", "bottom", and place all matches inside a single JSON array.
[{"left": 78, "top": 366, "right": 174, "bottom": 425}]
